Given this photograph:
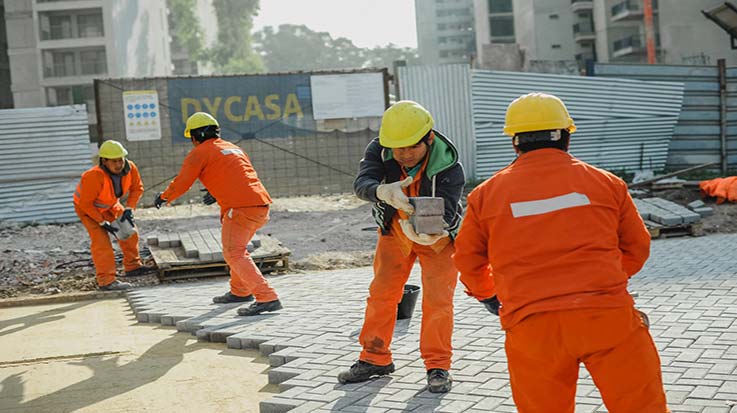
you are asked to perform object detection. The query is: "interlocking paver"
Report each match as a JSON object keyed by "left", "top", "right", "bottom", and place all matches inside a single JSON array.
[{"left": 126, "top": 233, "right": 737, "bottom": 412}]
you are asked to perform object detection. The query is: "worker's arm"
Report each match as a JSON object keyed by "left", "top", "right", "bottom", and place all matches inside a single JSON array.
[
  {"left": 126, "top": 161, "right": 144, "bottom": 209},
  {"left": 161, "top": 150, "right": 205, "bottom": 203},
  {"left": 453, "top": 192, "right": 496, "bottom": 300},
  {"left": 76, "top": 172, "right": 106, "bottom": 223},
  {"left": 618, "top": 184, "right": 651, "bottom": 276},
  {"left": 353, "top": 138, "right": 385, "bottom": 203},
  {"left": 434, "top": 163, "right": 465, "bottom": 231}
]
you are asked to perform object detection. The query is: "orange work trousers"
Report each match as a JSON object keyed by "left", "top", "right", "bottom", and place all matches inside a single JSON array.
[
  {"left": 221, "top": 206, "right": 278, "bottom": 302},
  {"left": 75, "top": 206, "right": 142, "bottom": 287},
  {"left": 505, "top": 306, "right": 669, "bottom": 413},
  {"left": 359, "top": 233, "right": 458, "bottom": 370}
]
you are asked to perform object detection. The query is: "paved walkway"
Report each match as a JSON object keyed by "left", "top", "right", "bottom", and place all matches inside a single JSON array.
[{"left": 127, "top": 233, "right": 737, "bottom": 413}]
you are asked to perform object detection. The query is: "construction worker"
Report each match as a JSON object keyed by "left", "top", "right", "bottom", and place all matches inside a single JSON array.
[
  {"left": 453, "top": 93, "right": 669, "bottom": 412},
  {"left": 73, "top": 140, "right": 148, "bottom": 291},
  {"left": 154, "top": 112, "right": 281, "bottom": 316},
  {"left": 338, "top": 101, "right": 465, "bottom": 393}
]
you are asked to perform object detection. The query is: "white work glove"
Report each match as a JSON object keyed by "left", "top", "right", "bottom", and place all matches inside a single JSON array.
[
  {"left": 376, "top": 177, "right": 415, "bottom": 214},
  {"left": 399, "top": 219, "right": 448, "bottom": 246}
]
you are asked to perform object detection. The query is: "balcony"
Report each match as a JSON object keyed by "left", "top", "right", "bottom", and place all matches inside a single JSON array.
[
  {"left": 571, "top": 0, "right": 593, "bottom": 13},
  {"left": 611, "top": 34, "right": 644, "bottom": 57},
  {"left": 611, "top": 0, "right": 658, "bottom": 22},
  {"left": 573, "top": 22, "right": 596, "bottom": 43}
]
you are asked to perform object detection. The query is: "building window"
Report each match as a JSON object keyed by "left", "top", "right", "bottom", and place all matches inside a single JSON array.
[
  {"left": 490, "top": 16, "right": 514, "bottom": 37},
  {"left": 489, "top": 0, "right": 513, "bottom": 13},
  {"left": 39, "top": 9, "right": 103, "bottom": 40},
  {"left": 46, "top": 84, "right": 94, "bottom": 107},
  {"left": 77, "top": 13, "right": 104, "bottom": 38},
  {"left": 44, "top": 51, "right": 75, "bottom": 77},
  {"left": 80, "top": 49, "right": 106, "bottom": 74},
  {"left": 552, "top": 44, "right": 562, "bottom": 49},
  {"left": 549, "top": 14, "right": 559, "bottom": 19}
]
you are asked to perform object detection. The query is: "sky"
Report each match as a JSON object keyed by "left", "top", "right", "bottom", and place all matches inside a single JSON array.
[{"left": 252, "top": 0, "right": 417, "bottom": 49}]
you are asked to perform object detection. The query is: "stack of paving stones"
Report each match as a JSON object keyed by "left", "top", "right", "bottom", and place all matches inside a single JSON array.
[
  {"left": 147, "top": 230, "right": 260, "bottom": 262},
  {"left": 127, "top": 233, "right": 737, "bottom": 413},
  {"left": 634, "top": 197, "right": 702, "bottom": 226},
  {"left": 688, "top": 200, "right": 715, "bottom": 218}
]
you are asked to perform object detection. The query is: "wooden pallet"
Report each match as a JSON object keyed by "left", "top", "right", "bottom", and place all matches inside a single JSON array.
[
  {"left": 645, "top": 220, "right": 704, "bottom": 239},
  {"left": 148, "top": 231, "right": 290, "bottom": 281}
]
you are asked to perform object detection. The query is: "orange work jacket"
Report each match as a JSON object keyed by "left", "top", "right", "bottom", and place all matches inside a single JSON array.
[
  {"left": 453, "top": 149, "right": 651, "bottom": 329},
  {"left": 161, "top": 138, "right": 272, "bottom": 216},
  {"left": 73, "top": 160, "right": 143, "bottom": 224}
]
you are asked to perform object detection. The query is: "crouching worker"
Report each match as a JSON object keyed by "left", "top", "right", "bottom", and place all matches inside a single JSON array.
[
  {"left": 73, "top": 140, "right": 150, "bottom": 291},
  {"left": 338, "top": 101, "right": 465, "bottom": 393},
  {"left": 453, "top": 93, "right": 669, "bottom": 412},
  {"left": 154, "top": 112, "right": 281, "bottom": 316}
]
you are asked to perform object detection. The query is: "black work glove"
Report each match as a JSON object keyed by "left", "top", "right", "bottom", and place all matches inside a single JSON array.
[
  {"left": 480, "top": 296, "right": 500, "bottom": 316},
  {"left": 100, "top": 221, "right": 119, "bottom": 239},
  {"left": 201, "top": 189, "right": 217, "bottom": 206},
  {"left": 154, "top": 192, "right": 167, "bottom": 209},
  {"left": 121, "top": 208, "right": 135, "bottom": 227}
]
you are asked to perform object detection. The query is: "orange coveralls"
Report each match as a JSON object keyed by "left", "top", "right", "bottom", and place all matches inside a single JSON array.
[
  {"left": 359, "top": 162, "right": 458, "bottom": 371},
  {"left": 73, "top": 161, "right": 144, "bottom": 287},
  {"left": 161, "top": 138, "right": 277, "bottom": 302},
  {"left": 453, "top": 149, "right": 668, "bottom": 412}
]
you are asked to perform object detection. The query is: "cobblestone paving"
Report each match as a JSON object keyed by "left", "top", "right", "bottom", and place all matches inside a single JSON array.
[{"left": 127, "top": 234, "right": 737, "bottom": 412}]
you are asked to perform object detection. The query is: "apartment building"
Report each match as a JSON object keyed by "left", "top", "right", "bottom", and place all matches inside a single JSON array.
[
  {"left": 3, "top": 0, "right": 172, "bottom": 115},
  {"left": 415, "top": 0, "right": 476, "bottom": 65},
  {"left": 472, "top": 0, "right": 737, "bottom": 71}
]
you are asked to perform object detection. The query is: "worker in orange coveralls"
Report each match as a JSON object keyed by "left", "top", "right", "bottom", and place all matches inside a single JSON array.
[
  {"left": 337, "top": 101, "right": 465, "bottom": 393},
  {"left": 452, "top": 93, "right": 669, "bottom": 412},
  {"left": 155, "top": 112, "right": 281, "bottom": 316},
  {"left": 73, "top": 140, "right": 149, "bottom": 291}
]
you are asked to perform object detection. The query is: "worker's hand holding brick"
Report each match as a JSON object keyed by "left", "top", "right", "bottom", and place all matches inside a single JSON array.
[
  {"left": 376, "top": 176, "right": 415, "bottom": 214},
  {"left": 399, "top": 219, "right": 448, "bottom": 245}
]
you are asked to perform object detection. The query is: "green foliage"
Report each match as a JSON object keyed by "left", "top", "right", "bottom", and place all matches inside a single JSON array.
[
  {"left": 208, "top": 0, "right": 264, "bottom": 74},
  {"left": 168, "top": 0, "right": 205, "bottom": 62},
  {"left": 253, "top": 24, "right": 418, "bottom": 73}
]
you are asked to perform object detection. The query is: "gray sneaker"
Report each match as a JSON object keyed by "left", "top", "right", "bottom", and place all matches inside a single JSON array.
[
  {"left": 236, "top": 299, "right": 282, "bottom": 316},
  {"left": 100, "top": 280, "right": 133, "bottom": 291},
  {"left": 337, "top": 361, "right": 395, "bottom": 384},
  {"left": 427, "top": 369, "right": 452, "bottom": 393}
]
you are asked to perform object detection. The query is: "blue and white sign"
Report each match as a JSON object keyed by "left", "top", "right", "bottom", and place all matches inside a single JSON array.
[{"left": 123, "top": 90, "right": 161, "bottom": 141}]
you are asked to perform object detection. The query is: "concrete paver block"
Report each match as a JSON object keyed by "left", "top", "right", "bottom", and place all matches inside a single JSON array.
[
  {"left": 409, "top": 197, "right": 445, "bottom": 216},
  {"left": 409, "top": 215, "right": 445, "bottom": 235}
]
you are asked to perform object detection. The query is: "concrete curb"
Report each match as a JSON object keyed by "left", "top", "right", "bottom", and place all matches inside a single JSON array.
[{"left": 0, "top": 291, "right": 126, "bottom": 308}]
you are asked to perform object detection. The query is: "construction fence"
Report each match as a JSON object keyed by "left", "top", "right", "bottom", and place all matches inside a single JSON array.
[{"left": 94, "top": 70, "right": 389, "bottom": 205}]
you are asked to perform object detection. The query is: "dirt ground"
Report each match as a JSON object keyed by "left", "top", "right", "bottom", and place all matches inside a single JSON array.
[{"left": 1, "top": 189, "right": 735, "bottom": 300}]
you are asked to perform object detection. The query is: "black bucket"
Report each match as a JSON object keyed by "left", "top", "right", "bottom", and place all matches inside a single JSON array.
[{"left": 397, "top": 284, "right": 421, "bottom": 320}]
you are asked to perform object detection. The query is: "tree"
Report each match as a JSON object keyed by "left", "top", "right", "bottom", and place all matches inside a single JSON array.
[
  {"left": 168, "top": 0, "right": 206, "bottom": 72},
  {"left": 254, "top": 24, "right": 419, "bottom": 73},
  {"left": 208, "top": 0, "right": 264, "bottom": 74}
]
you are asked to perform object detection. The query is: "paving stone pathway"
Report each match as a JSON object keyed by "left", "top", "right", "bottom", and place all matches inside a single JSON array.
[{"left": 127, "top": 233, "right": 737, "bottom": 412}]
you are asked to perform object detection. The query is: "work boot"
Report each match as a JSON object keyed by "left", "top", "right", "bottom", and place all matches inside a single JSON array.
[
  {"left": 427, "top": 369, "right": 452, "bottom": 393},
  {"left": 236, "top": 299, "right": 282, "bottom": 316},
  {"left": 337, "top": 360, "right": 395, "bottom": 384},
  {"left": 124, "top": 266, "right": 157, "bottom": 277},
  {"left": 213, "top": 291, "right": 254, "bottom": 304},
  {"left": 100, "top": 280, "right": 133, "bottom": 291}
]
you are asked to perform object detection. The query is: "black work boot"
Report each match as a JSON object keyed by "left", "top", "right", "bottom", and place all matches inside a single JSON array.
[
  {"left": 100, "top": 280, "right": 133, "bottom": 291},
  {"left": 427, "top": 369, "right": 452, "bottom": 393},
  {"left": 213, "top": 291, "right": 254, "bottom": 304},
  {"left": 124, "top": 266, "right": 157, "bottom": 277},
  {"left": 337, "top": 360, "right": 395, "bottom": 384},
  {"left": 236, "top": 299, "right": 282, "bottom": 316}
]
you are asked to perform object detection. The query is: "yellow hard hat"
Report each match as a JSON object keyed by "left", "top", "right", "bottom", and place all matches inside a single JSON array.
[
  {"left": 184, "top": 112, "right": 219, "bottom": 138},
  {"left": 98, "top": 140, "right": 128, "bottom": 159},
  {"left": 379, "top": 100, "right": 434, "bottom": 148},
  {"left": 503, "top": 93, "right": 576, "bottom": 136}
]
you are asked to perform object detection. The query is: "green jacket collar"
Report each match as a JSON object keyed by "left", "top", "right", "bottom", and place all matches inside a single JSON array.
[{"left": 383, "top": 130, "right": 458, "bottom": 178}]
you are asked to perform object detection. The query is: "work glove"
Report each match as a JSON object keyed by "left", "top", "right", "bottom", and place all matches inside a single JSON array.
[
  {"left": 201, "top": 189, "right": 217, "bottom": 206},
  {"left": 480, "top": 296, "right": 500, "bottom": 316},
  {"left": 376, "top": 177, "right": 415, "bottom": 214},
  {"left": 100, "top": 221, "right": 119, "bottom": 239},
  {"left": 121, "top": 208, "right": 135, "bottom": 227},
  {"left": 154, "top": 192, "right": 167, "bottom": 209},
  {"left": 398, "top": 219, "right": 448, "bottom": 246}
]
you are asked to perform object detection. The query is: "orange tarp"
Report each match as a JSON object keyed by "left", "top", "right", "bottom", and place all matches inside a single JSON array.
[{"left": 700, "top": 176, "right": 737, "bottom": 203}]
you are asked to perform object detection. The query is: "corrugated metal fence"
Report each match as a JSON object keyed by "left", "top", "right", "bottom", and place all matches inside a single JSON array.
[
  {"left": 397, "top": 65, "right": 475, "bottom": 179},
  {"left": 398, "top": 66, "right": 685, "bottom": 181},
  {"left": 0, "top": 105, "right": 92, "bottom": 224},
  {"left": 594, "top": 63, "right": 737, "bottom": 171}
]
